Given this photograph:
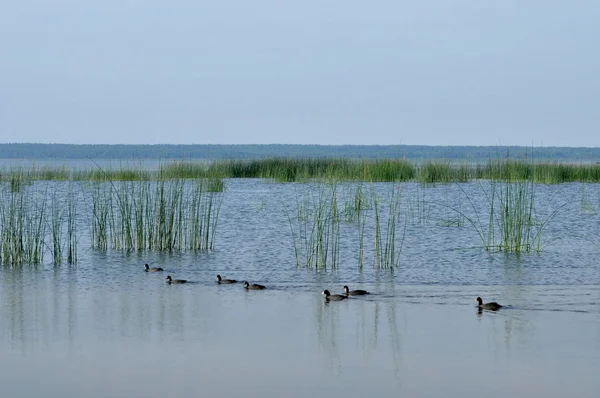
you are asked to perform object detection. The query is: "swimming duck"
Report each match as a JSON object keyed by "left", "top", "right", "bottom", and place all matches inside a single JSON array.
[
  {"left": 217, "top": 274, "right": 237, "bottom": 284},
  {"left": 166, "top": 275, "right": 187, "bottom": 284},
  {"left": 322, "top": 289, "right": 347, "bottom": 301},
  {"left": 242, "top": 281, "right": 265, "bottom": 290},
  {"left": 144, "top": 264, "right": 163, "bottom": 272},
  {"left": 476, "top": 297, "right": 502, "bottom": 311},
  {"left": 343, "top": 285, "right": 369, "bottom": 296}
]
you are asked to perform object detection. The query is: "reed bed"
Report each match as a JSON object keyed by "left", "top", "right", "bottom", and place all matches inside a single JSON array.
[
  {"left": 450, "top": 177, "right": 570, "bottom": 253},
  {"left": 0, "top": 183, "right": 76, "bottom": 266},
  {"left": 372, "top": 187, "right": 405, "bottom": 269},
  {"left": 341, "top": 183, "right": 370, "bottom": 222},
  {"left": 0, "top": 166, "right": 71, "bottom": 186},
  {"left": 0, "top": 176, "right": 222, "bottom": 266},
  {"left": 474, "top": 159, "right": 600, "bottom": 183},
  {"left": 287, "top": 182, "right": 406, "bottom": 270},
  {"left": 2, "top": 158, "right": 600, "bottom": 183},
  {"left": 74, "top": 168, "right": 153, "bottom": 181},
  {"left": 90, "top": 179, "right": 222, "bottom": 252},
  {"left": 287, "top": 184, "right": 341, "bottom": 269}
]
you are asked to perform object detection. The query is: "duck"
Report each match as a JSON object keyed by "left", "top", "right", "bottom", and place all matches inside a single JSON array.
[
  {"left": 322, "top": 289, "right": 347, "bottom": 301},
  {"left": 242, "top": 281, "right": 265, "bottom": 290},
  {"left": 144, "top": 264, "right": 163, "bottom": 272},
  {"left": 476, "top": 297, "right": 502, "bottom": 311},
  {"left": 217, "top": 274, "right": 237, "bottom": 284},
  {"left": 343, "top": 285, "right": 369, "bottom": 296},
  {"left": 166, "top": 275, "right": 187, "bottom": 284}
]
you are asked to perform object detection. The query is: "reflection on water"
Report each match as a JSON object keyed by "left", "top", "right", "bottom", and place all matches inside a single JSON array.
[{"left": 2, "top": 266, "right": 599, "bottom": 397}]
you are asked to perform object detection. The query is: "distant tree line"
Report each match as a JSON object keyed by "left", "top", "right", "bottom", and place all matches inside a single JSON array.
[{"left": 0, "top": 143, "right": 599, "bottom": 162}]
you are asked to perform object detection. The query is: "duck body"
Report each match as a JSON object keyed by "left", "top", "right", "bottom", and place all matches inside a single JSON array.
[
  {"left": 476, "top": 297, "right": 502, "bottom": 311},
  {"left": 217, "top": 274, "right": 237, "bottom": 284},
  {"left": 243, "top": 281, "right": 265, "bottom": 290},
  {"left": 343, "top": 285, "right": 369, "bottom": 296},
  {"left": 322, "top": 289, "right": 347, "bottom": 301},
  {"left": 145, "top": 264, "right": 164, "bottom": 272},
  {"left": 166, "top": 275, "right": 187, "bottom": 284}
]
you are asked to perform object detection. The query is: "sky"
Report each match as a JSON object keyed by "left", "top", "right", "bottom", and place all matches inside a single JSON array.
[{"left": 0, "top": 0, "right": 599, "bottom": 146}]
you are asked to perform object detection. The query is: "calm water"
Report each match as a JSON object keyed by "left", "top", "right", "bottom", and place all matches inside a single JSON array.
[{"left": 1, "top": 178, "right": 600, "bottom": 397}]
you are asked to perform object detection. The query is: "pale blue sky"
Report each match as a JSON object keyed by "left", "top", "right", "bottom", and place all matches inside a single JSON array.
[{"left": 1, "top": 0, "right": 599, "bottom": 146}]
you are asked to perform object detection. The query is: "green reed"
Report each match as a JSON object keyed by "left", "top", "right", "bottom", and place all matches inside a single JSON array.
[
  {"left": 417, "top": 161, "right": 453, "bottom": 183},
  {"left": 0, "top": 183, "right": 79, "bottom": 266},
  {"left": 158, "top": 161, "right": 210, "bottom": 179},
  {"left": 49, "top": 187, "right": 78, "bottom": 264},
  {"left": 452, "top": 176, "right": 571, "bottom": 253},
  {"left": 357, "top": 210, "right": 367, "bottom": 270},
  {"left": 24, "top": 190, "right": 47, "bottom": 265},
  {"left": 90, "top": 179, "right": 222, "bottom": 252},
  {"left": 579, "top": 184, "right": 598, "bottom": 214},
  {"left": 0, "top": 189, "right": 47, "bottom": 265},
  {"left": 475, "top": 159, "right": 600, "bottom": 184},
  {"left": 1, "top": 166, "right": 70, "bottom": 187},
  {"left": 73, "top": 168, "right": 152, "bottom": 181},
  {"left": 10, "top": 175, "right": 22, "bottom": 193},
  {"left": 362, "top": 159, "right": 415, "bottom": 182},
  {"left": 91, "top": 184, "right": 110, "bottom": 250},
  {"left": 50, "top": 193, "right": 63, "bottom": 264},
  {"left": 187, "top": 180, "right": 221, "bottom": 251},
  {"left": 372, "top": 187, "right": 405, "bottom": 269},
  {"left": 494, "top": 180, "right": 537, "bottom": 252},
  {"left": 3, "top": 158, "right": 600, "bottom": 183},
  {"left": 341, "top": 183, "right": 369, "bottom": 222},
  {"left": 287, "top": 184, "right": 341, "bottom": 269},
  {"left": 405, "top": 185, "right": 431, "bottom": 225},
  {"left": 288, "top": 182, "right": 407, "bottom": 270},
  {"left": 66, "top": 189, "right": 77, "bottom": 264}
]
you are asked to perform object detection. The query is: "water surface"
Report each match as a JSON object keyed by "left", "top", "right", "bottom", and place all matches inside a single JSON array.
[{"left": 1, "top": 179, "right": 599, "bottom": 397}]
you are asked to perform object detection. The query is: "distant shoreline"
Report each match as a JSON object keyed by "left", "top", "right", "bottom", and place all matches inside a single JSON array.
[{"left": 0, "top": 143, "right": 599, "bottom": 162}]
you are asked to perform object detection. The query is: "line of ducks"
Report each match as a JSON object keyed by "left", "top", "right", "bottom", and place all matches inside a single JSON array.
[
  {"left": 146, "top": 265, "right": 267, "bottom": 290},
  {"left": 146, "top": 264, "right": 503, "bottom": 309}
]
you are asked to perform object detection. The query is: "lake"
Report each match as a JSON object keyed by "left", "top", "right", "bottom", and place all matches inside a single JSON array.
[{"left": 1, "top": 178, "right": 599, "bottom": 397}]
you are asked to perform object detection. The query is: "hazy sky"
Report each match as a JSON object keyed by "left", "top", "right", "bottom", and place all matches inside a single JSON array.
[{"left": 1, "top": 1, "right": 599, "bottom": 146}]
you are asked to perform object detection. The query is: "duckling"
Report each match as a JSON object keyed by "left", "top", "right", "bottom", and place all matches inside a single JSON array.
[
  {"left": 322, "top": 289, "right": 347, "bottom": 301},
  {"left": 242, "top": 281, "right": 265, "bottom": 290},
  {"left": 217, "top": 274, "right": 237, "bottom": 284},
  {"left": 343, "top": 285, "right": 369, "bottom": 296},
  {"left": 476, "top": 297, "right": 502, "bottom": 311},
  {"left": 144, "top": 264, "right": 163, "bottom": 272},
  {"left": 166, "top": 275, "right": 187, "bottom": 284}
]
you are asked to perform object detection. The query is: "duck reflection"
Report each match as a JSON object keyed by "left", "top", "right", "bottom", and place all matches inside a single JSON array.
[{"left": 315, "top": 294, "right": 403, "bottom": 382}]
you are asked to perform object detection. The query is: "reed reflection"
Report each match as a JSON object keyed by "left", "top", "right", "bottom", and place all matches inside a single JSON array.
[
  {"left": 0, "top": 268, "right": 216, "bottom": 352},
  {"left": 315, "top": 295, "right": 403, "bottom": 380}
]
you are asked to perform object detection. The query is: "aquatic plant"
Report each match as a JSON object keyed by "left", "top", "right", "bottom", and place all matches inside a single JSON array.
[
  {"left": 288, "top": 182, "right": 407, "bottom": 271},
  {"left": 579, "top": 184, "right": 597, "bottom": 214},
  {"left": 50, "top": 192, "right": 63, "bottom": 264},
  {"left": 91, "top": 184, "right": 110, "bottom": 250},
  {"left": 404, "top": 185, "right": 431, "bottom": 225},
  {"left": 0, "top": 188, "right": 47, "bottom": 265},
  {"left": 90, "top": 179, "right": 222, "bottom": 252},
  {"left": 0, "top": 182, "right": 79, "bottom": 266},
  {"left": 2, "top": 158, "right": 600, "bottom": 183},
  {"left": 372, "top": 186, "right": 405, "bottom": 269},
  {"left": 66, "top": 189, "right": 78, "bottom": 264},
  {"left": 450, "top": 176, "right": 572, "bottom": 253},
  {"left": 287, "top": 184, "right": 341, "bottom": 269},
  {"left": 341, "top": 183, "right": 369, "bottom": 222},
  {"left": 50, "top": 186, "right": 78, "bottom": 265},
  {"left": 417, "top": 161, "right": 454, "bottom": 183}
]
